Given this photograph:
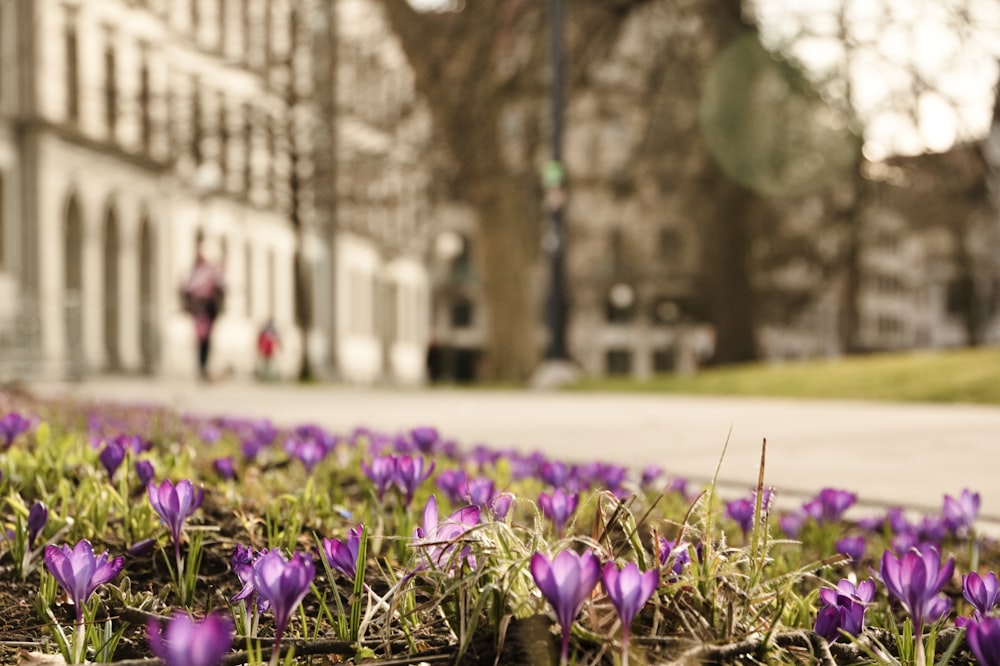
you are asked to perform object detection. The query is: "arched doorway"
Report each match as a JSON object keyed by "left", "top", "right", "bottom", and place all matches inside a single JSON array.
[
  {"left": 138, "top": 216, "right": 157, "bottom": 373},
  {"left": 103, "top": 205, "right": 120, "bottom": 370},
  {"left": 64, "top": 195, "right": 85, "bottom": 378}
]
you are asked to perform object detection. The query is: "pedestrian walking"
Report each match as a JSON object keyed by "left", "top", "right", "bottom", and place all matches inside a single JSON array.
[
  {"left": 256, "top": 318, "right": 281, "bottom": 380},
  {"left": 181, "top": 236, "right": 226, "bottom": 381}
]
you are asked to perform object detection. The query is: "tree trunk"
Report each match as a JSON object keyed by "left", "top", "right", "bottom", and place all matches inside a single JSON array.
[
  {"left": 468, "top": 177, "right": 542, "bottom": 381},
  {"left": 701, "top": 172, "right": 759, "bottom": 364}
]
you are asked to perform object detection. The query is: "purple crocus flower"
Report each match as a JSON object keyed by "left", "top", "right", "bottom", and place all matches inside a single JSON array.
[
  {"left": 213, "top": 457, "right": 236, "bottom": 480},
  {"left": 147, "top": 479, "right": 204, "bottom": 554},
  {"left": 490, "top": 493, "right": 515, "bottom": 521},
  {"left": 726, "top": 498, "right": 755, "bottom": 537},
  {"left": 530, "top": 549, "right": 602, "bottom": 664},
  {"left": 779, "top": 511, "right": 807, "bottom": 538},
  {"left": 964, "top": 571, "right": 1000, "bottom": 619},
  {"left": 283, "top": 436, "right": 327, "bottom": 474},
  {"left": 886, "top": 507, "right": 914, "bottom": 535},
  {"left": 665, "top": 478, "right": 690, "bottom": 498},
  {"left": 0, "top": 412, "right": 33, "bottom": 449},
  {"left": 814, "top": 578, "right": 875, "bottom": 642},
  {"left": 835, "top": 535, "right": 866, "bottom": 563},
  {"left": 413, "top": 495, "right": 480, "bottom": 571},
  {"left": 361, "top": 455, "right": 397, "bottom": 502},
  {"left": 918, "top": 516, "right": 949, "bottom": 545},
  {"left": 968, "top": 617, "right": 1000, "bottom": 666},
  {"left": 147, "top": 611, "right": 234, "bottom": 666},
  {"left": 113, "top": 433, "right": 151, "bottom": 454},
  {"left": 465, "top": 476, "right": 496, "bottom": 509},
  {"left": 231, "top": 545, "right": 269, "bottom": 612},
  {"left": 657, "top": 538, "right": 692, "bottom": 580},
  {"left": 28, "top": 501, "right": 48, "bottom": 550},
  {"left": 803, "top": 487, "right": 857, "bottom": 524},
  {"left": 394, "top": 455, "right": 435, "bottom": 507},
  {"left": 539, "top": 461, "right": 570, "bottom": 488},
  {"left": 602, "top": 561, "right": 659, "bottom": 661},
  {"left": 943, "top": 489, "right": 980, "bottom": 537},
  {"left": 538, "top": 488, "right": 578, "bottom": 538},
  {"left": 322, "top": 525, "right": 363, "bottom": 580},
  {"left": 135, "top": 460, "right": 156, "bottom": 487},
  {"left": 252, "top": 550, "right": 315, "bottom": 648},
  {"left": 880, "top": 547, "right": 954, "bottom": 635},
  {"left": 44, "top": 540, "right": 124, "bottom": 621},
  {"left": 640, "top": 465, "right": 663, "bottom": 487},
  {"left": 435, "top": 469, "right": 469, "bottom": 505},
  {"left": 409, "top": 427, "right": 440, "bottom": 454},
  {"left": 199, "top": 425, "right": 222, "bottom": 445},
  {"left": 99, "top": 440, "right": 126, "bottom": 481}
]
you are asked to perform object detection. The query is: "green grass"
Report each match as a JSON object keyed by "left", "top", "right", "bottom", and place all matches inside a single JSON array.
[{"left": 569, "top": 347, "right": 1000, "bottom": 404}]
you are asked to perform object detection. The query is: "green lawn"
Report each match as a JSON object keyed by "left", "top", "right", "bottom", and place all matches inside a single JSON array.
[{"left": 569, "top": 347, "right": 1000, "bottom": 404}]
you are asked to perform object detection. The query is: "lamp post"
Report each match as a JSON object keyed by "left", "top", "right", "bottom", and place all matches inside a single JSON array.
[{"left": 543, "top": 0, "right": 569, "bottom": 361}]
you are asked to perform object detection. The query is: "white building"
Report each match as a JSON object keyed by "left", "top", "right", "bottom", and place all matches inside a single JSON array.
[
  {"left": 330, "top": 0, "right": 432, "bottom": 385},
  {"left": 0, "top": 0, "right": 432, "bottom": 384}
]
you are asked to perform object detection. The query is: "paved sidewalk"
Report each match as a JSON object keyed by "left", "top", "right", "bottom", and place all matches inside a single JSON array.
[{"left": 23, "top": 377, "right": 1000, "bottom": 524}]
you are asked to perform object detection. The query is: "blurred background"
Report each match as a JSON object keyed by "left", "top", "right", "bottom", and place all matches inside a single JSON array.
[{"left": 1, "top": 0, "right": 999, "bottom": 387}]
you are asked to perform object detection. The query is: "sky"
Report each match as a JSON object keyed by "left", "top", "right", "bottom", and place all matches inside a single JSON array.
[{"left": 751, "top": 0, "right": 1000, "bottom": 159}]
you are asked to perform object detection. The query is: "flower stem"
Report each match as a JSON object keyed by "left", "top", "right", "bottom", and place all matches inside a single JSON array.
[
  {"left": 915, "top": 632, "right": 926, "bottom": 666},
  {"left": 269, "top": 627, "right": 285, "bottom": 666},
  {"left": 73, "top": 615, "right": 86, "bottom": 665}
]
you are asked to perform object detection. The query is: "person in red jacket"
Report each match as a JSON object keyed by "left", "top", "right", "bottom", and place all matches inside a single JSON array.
[{"left": 256, "top": 317, "right": 281, "bottom": 380}]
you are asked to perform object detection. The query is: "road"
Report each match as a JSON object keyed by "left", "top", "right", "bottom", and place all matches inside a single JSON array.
[{"left": 24, "top": 377, "right": 1000, "bottom": 524}]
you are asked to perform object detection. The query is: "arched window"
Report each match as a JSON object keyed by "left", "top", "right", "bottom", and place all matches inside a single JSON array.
[
  {"left": 138, "top": 216, "right": 157, "bottom": 373},
  {"left": 65, "top": 15, "right": 79, "bottom": 122},
  {"left": 139, "top": 54, "right": 151, "bottom": 152},
  {"left": 64, "top": 194, "right": 84, "bottom": 373},
  {"left": 104, "top": 30, "right": 117, "bottom": 139},
  {"left": 103, "top": 204, "right": 120, "bottom": 370}
]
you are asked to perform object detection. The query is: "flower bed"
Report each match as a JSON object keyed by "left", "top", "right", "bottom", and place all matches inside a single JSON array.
[{"left": 0, "top": 392, "right": 996, "bottom": 665}]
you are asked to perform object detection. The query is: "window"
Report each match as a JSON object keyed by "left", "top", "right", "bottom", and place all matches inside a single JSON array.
[
  {"left": 217, "top": 94, "right": 228, "bottom": 183},
  {"left": 450, "top": 298, "right": 473, "bottom": 328},
  {"left": 610, "top": 228, "right": 625, "bottom": 276},
  {"left": 244, "top": 242, "right": 253, "bottom": 317},
  {"left": 191, "top": 0, "right": 200, "bottom": 39},
  {"left": 0, "top": 172, "right": 5, "bottom": 268},
  {"left": 139, "top": 58, "right": 151, "bottom": 151},
  {"left": 241, "top": 0, "right": 251, "bottom": 63},
  {"left": 267, "top": 250, "right": 275, "bottom": 318},
  {"left": 658, "top": 226, "right": 681, "bottom": 266},
  {"left": 242, "top": 104, "right": 253, "bottom": 195},
  {"left": 653, "top": 347, "right": 675, "bottom": 373},
  {"left": 217, "top": 0, "right": 226, "bottom": 52},
  {"left": 263, "top": 0, "right": 273, "bottom": 76},
  {"left": 450, "top": 235, "right": 472, "bottom": 283},
  {"left": 104, "top": 35, "right": 117, "bottom": 139},
  {"left": 191, "top": 79, "right": 203, "bottom": 164},
  {"left": 164, "top": 70, "right": 175, "bottom": 158},
  {"left": 65, "top": 17, "right": 79, "bottom": 122},
  {"left": 265, "top": 112, "right": 275, "bottom": 204},
  {"left": 605, "top": 349, "right": 632, "bottom": 376}
]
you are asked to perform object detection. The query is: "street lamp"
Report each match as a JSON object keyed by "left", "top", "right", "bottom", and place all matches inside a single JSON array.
[{"left": 543, "top": 0, "right": 569, "bottom": 361}]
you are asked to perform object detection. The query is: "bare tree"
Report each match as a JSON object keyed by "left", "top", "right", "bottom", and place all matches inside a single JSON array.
[
  {"left": 378, "top": 0, "right": 659, "bottom": 381},
  {"left": 750, "top": 0, "right": 1000, "bottom": 347}
]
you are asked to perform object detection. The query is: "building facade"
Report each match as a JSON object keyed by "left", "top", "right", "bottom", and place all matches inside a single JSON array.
[
  {"left": 329, "top": 0, "right": 432, "bottom": 384},
  {"left": 0, "top": 0, "right": 432, "bottom": 384}
]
